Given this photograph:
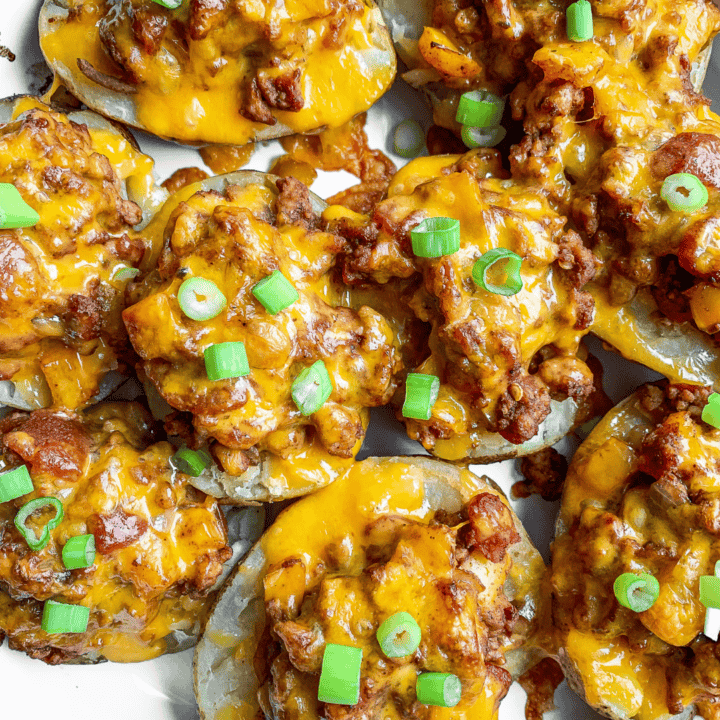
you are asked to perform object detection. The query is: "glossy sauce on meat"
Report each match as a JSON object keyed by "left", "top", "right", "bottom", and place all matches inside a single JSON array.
[{"left": 0, "top": 403, "right": 230, "bottom": 664}]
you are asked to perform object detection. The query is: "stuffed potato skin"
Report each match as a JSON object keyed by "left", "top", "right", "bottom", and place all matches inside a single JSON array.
[{"left": 0, "top": 402, "right": 231, "bottom": 664}]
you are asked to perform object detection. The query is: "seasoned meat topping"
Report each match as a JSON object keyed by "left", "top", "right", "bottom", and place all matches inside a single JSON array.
[{"left": 0, "top": 404, "right": 230, "bottom": 664}]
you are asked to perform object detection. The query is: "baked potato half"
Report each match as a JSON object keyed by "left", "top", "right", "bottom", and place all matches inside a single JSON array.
[
  {"left": 552, "top": 381, "right": 720, "bottom": 720},
  {"left": 39, "top": 0, "right": 396, "bottom": 146},
  {"left": 194, "top": 456, "right": 548, "bottom": 720},
  {"left": 0, "top": 401, "right": 264, "bottom": 664},
  {"left": 0, "top": 95, "right": 165, "bottom": 414}
]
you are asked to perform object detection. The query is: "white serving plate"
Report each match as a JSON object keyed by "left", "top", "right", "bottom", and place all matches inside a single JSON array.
[{"left": 1, "top": 2, "right": 717, "bottom": 718}]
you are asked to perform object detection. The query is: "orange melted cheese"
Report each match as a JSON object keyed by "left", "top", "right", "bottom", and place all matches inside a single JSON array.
[
  {"left": 254, "top": 461, "right": 520, "bottom": 720},
  {"left": 0, "top": 403, "right": 229, "bottom": 663},
  {"left": 553, "top": 391, "right": 720, "bottom": 719},
  {"left": 41, "top": 0, "right": 396, "bottom": 145},
  {"left": 0, "top": 98, "right": 155, "bottom": 411}
]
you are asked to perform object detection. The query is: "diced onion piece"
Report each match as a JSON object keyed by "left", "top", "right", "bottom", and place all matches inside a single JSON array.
[
  {"left": 661, "top": 173, "right": 709, "bottom": 212},
  {"left": 416, "top": 673, "right": 462, "bottom": 707},
  {"left": 41, "top": 600, "right": 90, "bottom": 634},
  {"left": 62, "top": 534, "right": 96, "bottom": 570},
  {"left": 700, "top": 575, "right": 720, "bottom": 609},
  {"left": 376, "top": 612, "right": 422, "bottom": 658},
  {"left": 456, "top": 90, "right": 504, "bottom": 127},
  {"left": 291, "top": 360, "right": 333, "bottom": 416},
  {"left": 204, "top": 342, "right": 250, "bottom": 381},
  {"left": 410, "top": 217, "right": 460, "bottom": 258},
  {"left": 318, "top": 644, "right": 363, "bottom": 705},
  {"left": 393, "top": 120, "right": 425, "bottom": 159},
  {"left": 178, "top": 277, "right": 227, "bottom": 321},
  {"left": 0, "top": 465, "right": 33, "bottom": 503},
  {"left": 402, "top": 373, "right": 440, "bottom": 421},
  {"left": 705, "top": 607, "right": 720, "bottom": 641},
  {"left": 0, "top": 183, "right": 40, "bottom": 229},
  {"left": 472, "top": 248, "right": 523, "bottom": 296},
  {"left": 461, "top": 124, "right": 506, "bottom": 149},
  {"left": 566, "top": 0, "right": 594, "bottom": 41},
  {"left": 14, "top": 497, "right": 64, "bottom": 552},
  {"left": 172, "top": 447, "right": 213, "bottom": 476},
  {"left": 613, "top": 572, "right": 660, "bottom": 612}
]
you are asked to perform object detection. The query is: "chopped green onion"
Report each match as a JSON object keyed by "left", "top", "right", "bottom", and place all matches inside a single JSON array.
[
  {"left": 613, "top": 572, "right": 660, "bottom": 612},
  {"left": 318, "top": 644, "right": 363, "bottom": 705},
  {"left": 702, "top": 393, "right": 720, "bottom": 429},
  {"left": 472, "top": 248, "right": 523, "bottom": 296},
  {"left": 252, "top": 270, "right": 299, "bottom": 315},
  {"left": 291, "top": 360, "right": 333, "bottom": 416},
  {"left": 402, "top": 373, "right": 440, "bottom": 421},
  {"left": 113, "top": 266, "right": 141, "bottom": 282},
  {"left": 393, "top": 119, "right": 425, "bottom": 159},
  {"left": 715, "top": 559, "right": 720, "bottom": 576},
  {"left": 456, "top": 90, "right": 505, "bottom": 128},
  {"left": 416, "top": 673, "right": 462, "bottom": 707},
  {"left": 172, "top": 447, "right": 212, "bottom": 476},
  {"left": 0, "top": 466, "right": 33, "bottom": 503},
  {"left": 178, "top": 277, "right": 227, "bottom": 321},
  {"left": 0, "top": 183, "right": 40, "bottom": 229},
  {"left": 151, "top": 0, "right": 182, "bottom": 6},
  {"left": 461, "top": 124, "right": 507, "bottom": 149},
  {"left": 376, "top": 612, "right": 422, "bottom": 658},
  {"left": 701, "top": 575, "right": 720, "bottom": 609},
  {"left": 410, "top": 217, "right": 461, "bottom": 258},
  {"left": 566, "top": 0, "right": 594, "bottom": 42},
  {"left": 41, "top": 600, "right": 90, "bottom": 634},
  {"left": 204, "top": 342, "right": 250, "bottom": 381},
  {"left": 661, "top": 173, "right": 709, "bottom": 212},
  {"left": 62, "top": 534, "right": 96, "bottom": 570},
  {"left": 14, "top": 497, "right": 64, "bottom": 551},
  {"left": 705, "top": 606, "right": 720, "bottom": 640}
]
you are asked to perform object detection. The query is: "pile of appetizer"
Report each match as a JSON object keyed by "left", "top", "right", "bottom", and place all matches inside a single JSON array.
[{"left": 2, "top": 0, "right": 720, "bottom": 718}]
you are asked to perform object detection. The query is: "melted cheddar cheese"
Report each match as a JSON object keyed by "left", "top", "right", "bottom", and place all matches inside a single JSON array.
[
  {"left": 41, "top": 0, "right": 396, "bottom": 145},
  {"left": 0, "top": 402, "right": 230, "bottom": 663}
]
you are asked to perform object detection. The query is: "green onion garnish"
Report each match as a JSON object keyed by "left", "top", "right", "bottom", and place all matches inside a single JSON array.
[
  {"left": 410, "top": 217, "right": 461, "bottom": 258},
  {"left": 461, "top": 124, "right": 507, "bottom": 149},
  {"left": 291, "top": 360, "right": 333, "bottom": 416},
  {"left": 41, "top": 600, "right": 90, "bottom": 634},
  {"left": 701, "top": 575, "right": 720, "bottom": 609},
  {"left": 456, "top": 90, "right": 505, "bottom": 128},
  {"left": 702, "top": 393, "right": 720, "bottom": 429},
  {"left": 113, "top": 266, "right": 141, "bottom": 282},
  {"left": 376, "top": 612, "right": 422, "bottom": 658},
  {"left": 472, "top": 248, "right": 523, "bottom": 296},
  {"left": 393, "top": 119, "right": 425, "bottom": 159},
  {"left": 0, "top": 466, "right": 33, "bottom": 503},
  {"left": 14, "top": 497, "right": 64, "bottom": 551},
  {"left": 62, "top": 534, "right": 96, "bottom": 570},
  {"left": 416, "top": 673, "right": 462, "bottom": 707},
  {"left": 172, "top": 447, "right": 213, "bottom": 476},
  {"left": 204, "top": 342, "right": 250, "bottom": 381},
  {"left": 178, "top": 277, "right": 227, "bottom": 321},
  {"left": 0, "top": 183, "right": 40, "bottom": 229},
  {"left": 613, "top": 572, "right": 660, "bottom": 612},
  {"left": 252, "top": 270, "right": 299, "bottom": 315},
  {"left": 318, "top": 644, "right": 363, "bottom": 705},
  {"left": 566, "top": 0, "right": 594, "bottom": 42},
  {"left": 661, "top": 173, "right": 709, "bottom": 212},
  {"left": 150, "top": 0, "right": 182, "bottom": 7},
  {"left": 402, "top": 373, "right": 440, "bottom": 421}
]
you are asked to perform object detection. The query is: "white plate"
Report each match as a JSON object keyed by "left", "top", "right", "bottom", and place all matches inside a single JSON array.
[{"left": 1, "top": 3, "right": 717, "bottom": 719}]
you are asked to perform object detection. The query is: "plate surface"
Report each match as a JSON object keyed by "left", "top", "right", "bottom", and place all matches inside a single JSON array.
[{"left": 0, "top": 3, "right": 717, "bottom": 719}]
